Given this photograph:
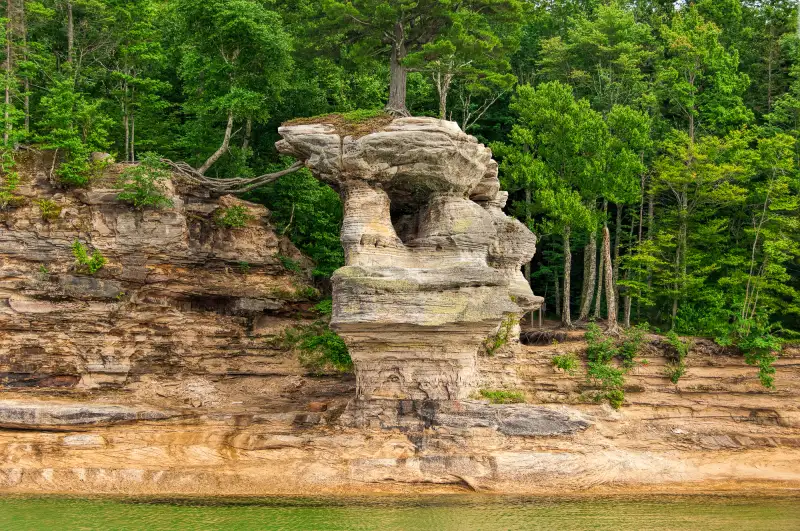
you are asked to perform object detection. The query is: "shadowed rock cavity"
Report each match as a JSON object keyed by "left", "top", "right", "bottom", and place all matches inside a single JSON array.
[{"left": 277, "top": 118, "right": 544, "bottom": 400}]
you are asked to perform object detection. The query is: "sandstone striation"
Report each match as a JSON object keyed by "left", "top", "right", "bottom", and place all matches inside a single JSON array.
[{"left": 277, "top": 117, "right": 543, "bottom": 400}]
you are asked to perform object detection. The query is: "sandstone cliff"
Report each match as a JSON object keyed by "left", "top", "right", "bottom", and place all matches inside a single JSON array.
[{"left": 0, "top": 147, "right": 798, "bottom": 497}]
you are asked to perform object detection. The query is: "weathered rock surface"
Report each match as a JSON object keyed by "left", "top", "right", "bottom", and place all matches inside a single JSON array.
[
  {"left": 277, "top": 118, "right": 543, "bottom": 400},
  {"left": 0, "top": 400, "right": 176, "bottom": 429},
  {"left": 341, "top": 399, "right": 592, "bottom": 436},
  {"left": 0, "top": 151, "right": 316, "bottom": 390}
]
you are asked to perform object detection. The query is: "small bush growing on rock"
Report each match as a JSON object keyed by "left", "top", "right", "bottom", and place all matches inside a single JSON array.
[
  {"left": 665, "top": 331, "right": 691, "bottom": 384},
  {"left": 237, "top": 261, "right": 251, "bottom": 274},
  {"left": 718, "top": 316, "right": 781, "bottom": 389},
  {"left": 283, "top": 298, "right": 352, "bottom": 375},
  {"left": 35, "top": 199, "right": 62, "bottom": 221},
  {"left": 552, "top": 353, "right": 579, "bottom": 374},
  {"left": 278, "top": 254, "right": 303, "bottom": 274},
  {"left": 619, "top": 323, "right": 649, "bottom": 368},
  {"left": 584, "top": 323, "right": 647, "bottom": 409},
  {"left": 483, "top": 315, "right": 516, "bottom": 356},
  {"left": 117, "top": 152, "right": 173, "bottom": 210},
  {"left": 479, "top": 389, "right": 525, "bottom": 404},
  {"left": 214, "top": 205, "right": 251, "bottom": 228},
  {"left": 71, "top": 240, "right": 106, "bottom": 274}
]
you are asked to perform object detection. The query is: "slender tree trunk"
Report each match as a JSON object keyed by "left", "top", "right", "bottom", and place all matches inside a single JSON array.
[
  {"left": 613, "top": 204, "right": 622, "bottom": 294},
  {"left": 20, "top": 0, "right": 26, "bottom": 133},
  {"left": 123, "top": 105, "right": 129, "bottom": 162},
  {"left": 523, "top": 187, "right": 532, "bottom": 287},
  {"left": 624, "top": 206, "right": 635, "bottom": 328},
  {"left": 4, "top": 0, "right": 12, "bottom": 146},
  {"left": 579, "top": 232, "right": 597, "bottom": 321},
  {"left": 130, "top": 113, "right": 135, "bottom": 162},
  {"left": 386, "top": 23, "right": 409, "bottom": 117},
  {"left": 603, "top": 226, "right": 618, "bottom": 332},
  {"left": 66, "top": 1, "right": 73, "bottom": 64},
  {"left": 434, "top": 71, "right": 452, "bottom": 120},
  {"left": 242, "top": 117, "right": 252, "bottom": 151},
  {"left": 554, "top": 274, "right": 561, "bottom": 317},
  {"left": 562, "top": 225, "right": 572, "bottom": 328},
  {"left": 198, "top": 112, "right": 234, "bottom": 175}
]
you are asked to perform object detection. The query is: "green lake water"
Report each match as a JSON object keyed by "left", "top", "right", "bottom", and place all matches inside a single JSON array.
[{"left": 1, "top": 494, "right": 798, "bottom": 530}]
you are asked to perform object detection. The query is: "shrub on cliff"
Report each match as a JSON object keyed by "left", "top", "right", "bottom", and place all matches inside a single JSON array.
[
  {"left": 118, "top": 153, "right": 174, "bottom": 210},
  {"left": 71, "top": 240, "right": 106, "bottom": 275},
  {"left": 584, "top": 323, "right": 649, "bottom": 409},
  {"left": 717, "top": 316, "right": 782, "bottom": 389},
  {"left": 283, "top": 299, "right": 352, "bottom": 375},
  {"left": 214, "top": 205, "right": 252, "bottom": 228}
]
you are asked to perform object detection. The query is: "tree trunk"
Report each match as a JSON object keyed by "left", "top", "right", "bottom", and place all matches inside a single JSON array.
[
  {"left": 554, "top": 274, "right": 561, "bottom": 317},
  {"left": 385, "top": 23, "right": 409, "bottom": 117},
  {"left": 66, "top": 1, "right": 73, "bottom": 64},
  {"left": 624, "top": 205, "right": 636, "bottom": 328},
  {"left": 242, "top": 117, "right": 252, "bottom": 151},
  {"left": 613, "top": 204, "right": 622, "bottom": 293},
  {"left": 593, "top": 236, "right": 604, "bottom": 320},
  {"left": 130, "top": 113, "right": 135, "bottom": 162},
  {"left": 578, "top": 232, "right": 597, "bottom": 321},
  {"left": 20, "top": 0, "right": 27, "bottom": 133},
  {"left": 603, "top": 226, "right": 618, "bottom": 332},
  {"left": 523, "top": 187, "right": 531, "bottom": 288},
  {"left": 562, "top": 225, "right": 572, "bottom": 328},
  {"left": 123, "top": 106, "right": 129, "bottom": 162},
  {"left": 198, "top": 112, "right": 234, "bottom": 175},
  {"left": 4, "top": 0, "right": 12, "bottom": 146}
]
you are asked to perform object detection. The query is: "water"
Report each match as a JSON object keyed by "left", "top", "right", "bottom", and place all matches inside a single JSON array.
[{"left": 1, "top": 494, "right": 798, "bottom": 530}]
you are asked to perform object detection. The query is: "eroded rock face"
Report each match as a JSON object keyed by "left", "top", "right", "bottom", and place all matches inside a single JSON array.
[
  {"left": 277, "top": 118, "right": 543, "bottom": 400},
  {"left": 0, "top": 152, "right": 316, "bottom": 389}
]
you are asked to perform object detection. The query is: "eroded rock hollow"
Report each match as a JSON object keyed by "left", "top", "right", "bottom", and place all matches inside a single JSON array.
[{"left": 277, "top": 117, "right": 543, "bottom": 400}]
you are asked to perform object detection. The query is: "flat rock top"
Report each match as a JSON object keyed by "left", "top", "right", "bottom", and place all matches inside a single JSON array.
[{"left": 276, "top": 117, "right": 494, "bottom": 198}]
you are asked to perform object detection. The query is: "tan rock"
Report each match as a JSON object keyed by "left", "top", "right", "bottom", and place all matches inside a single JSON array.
[{"left": 277, "top": 117, "right": 543, "bottom": 400}]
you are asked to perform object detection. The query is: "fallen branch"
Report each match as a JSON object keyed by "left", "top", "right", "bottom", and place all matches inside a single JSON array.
[{"left": 160, "top": 158, "right": 304, "bottom": 195}]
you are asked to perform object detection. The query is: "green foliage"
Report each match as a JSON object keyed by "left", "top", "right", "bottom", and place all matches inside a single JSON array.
[
  {"left": 283, "top": 299, "right": 351, "bottom": 375},
  {"left": 248, "top": 167, "right": 344, "bottom": 279},
  {"left": 619, "top": 324, "right": 649, "bottom": 368},
  {"left": 37, "top": 79, "right": 113, "bottom": 187},
  {"left": 35, "top": 199, "right": 62, "bottom": 221},
  {"left": 479, "top": 389, "right": 526, "bottom": 404},
  {"left": 665, "top": 331, "right": 691, "bottom": 384},
  {"left": 237, "top": 261, "right": 251, "bottom": 274},
  {"left": 483, "top": 315, "right": 516, "bottom": 356},
  {"left": 718, "top": 317, "right": 782, "bottom": 389},
  {"left": 214, "top": 205, "right": 252, "bottom": 229},
  {"left": 0, "top": 149, "right": 21, "bottom": 209},
  {"left": 117, "top": 152, "right": 173, "bottom": 210},
  {"left": 278, "top": 254, "right": 303, "bottom": 274},
  {"left": 71, "top": 240, "right": 107, "bottom": 275},
  {"left": 552, "top": 353, "right": 579, "bottom": 374},
  {"left": 584, "top": 323, "right": 648, "bottom": 409}
]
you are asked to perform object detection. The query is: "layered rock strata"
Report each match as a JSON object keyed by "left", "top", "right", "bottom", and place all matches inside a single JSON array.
[
  {"left": 277, "top": 118, "right": 543, "bottom": 400},
  {"left": 0, "top": 151, "right": 316, "bottom": 390}
]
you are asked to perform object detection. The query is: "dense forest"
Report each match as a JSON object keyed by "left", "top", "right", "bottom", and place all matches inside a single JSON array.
[{"left": 0, "top": 1, "right": 798, "bottom": 356}]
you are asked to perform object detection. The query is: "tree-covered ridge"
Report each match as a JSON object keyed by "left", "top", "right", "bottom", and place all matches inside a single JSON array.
[{"left": 0, "top": 0, "right": 797, "bottom": 350}]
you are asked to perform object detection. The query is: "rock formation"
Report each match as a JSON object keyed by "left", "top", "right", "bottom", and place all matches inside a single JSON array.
[
  {"left": 0, "top": 151, "right": 316, "bottom": 389},
  {"left": 277, "top": 117, "right": 543, "bottom": 400}
]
